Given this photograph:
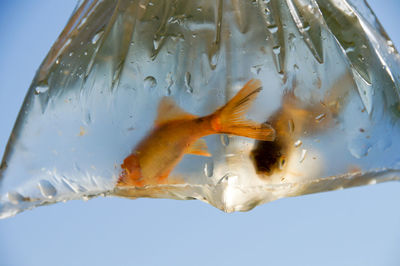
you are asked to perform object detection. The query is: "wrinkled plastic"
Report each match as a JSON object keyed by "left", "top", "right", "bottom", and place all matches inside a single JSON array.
[{"left": 1, "top": 0, "right": 400, "bottom": 218}]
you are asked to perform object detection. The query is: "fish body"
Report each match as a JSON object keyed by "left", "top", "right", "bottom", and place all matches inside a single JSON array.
[
  {"left": 117, "top": 79, "right": 275, "bottom": 187},
  {"left": 127, "top": 118, "right": 211, "bottom": 186}
]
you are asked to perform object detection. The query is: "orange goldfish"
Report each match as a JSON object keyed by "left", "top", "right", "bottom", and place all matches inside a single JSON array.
[{"left": 117, "top": 79, "right": 275, "bottom": 187}]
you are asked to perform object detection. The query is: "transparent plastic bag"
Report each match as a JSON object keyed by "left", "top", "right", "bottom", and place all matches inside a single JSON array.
[{"left": 1, "top": 0, "right": 400, "bottom": 218}]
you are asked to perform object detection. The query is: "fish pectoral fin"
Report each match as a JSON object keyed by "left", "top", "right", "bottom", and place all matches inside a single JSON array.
[
  {"left": 117, "top": 154, "right": 144, "bottom": 187},
  {"left": 155, "top": 97, "right": 198, "bottom": 126},
  {"left": 186, "top": 139, "right": 211, "bottom": 157}
]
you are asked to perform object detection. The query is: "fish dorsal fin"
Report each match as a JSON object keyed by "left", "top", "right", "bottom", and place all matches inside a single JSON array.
[{"left": 155, "top": 97, "right": 197, "bottom": 126}]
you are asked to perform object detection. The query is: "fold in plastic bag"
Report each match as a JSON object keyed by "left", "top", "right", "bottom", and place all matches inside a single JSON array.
[{"left": 1, "top": 0, "right": 400, "bottom": 218}]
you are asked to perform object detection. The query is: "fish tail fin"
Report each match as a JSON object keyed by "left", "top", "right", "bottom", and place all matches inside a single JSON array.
[{"left": 211, "top": 79, "right": 275, "bottom": 141}]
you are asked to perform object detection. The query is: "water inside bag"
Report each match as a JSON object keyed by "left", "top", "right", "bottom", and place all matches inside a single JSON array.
[{"left": 1, "top": 0, "right": 400, "bottom": 218}]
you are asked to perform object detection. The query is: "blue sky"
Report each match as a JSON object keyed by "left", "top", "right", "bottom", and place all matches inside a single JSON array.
[{"left": 0, "top": 1, "right": 400, "bottom": 266}]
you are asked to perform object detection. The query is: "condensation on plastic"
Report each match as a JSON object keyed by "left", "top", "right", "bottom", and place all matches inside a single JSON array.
[{"left": 1, "top": 0, "right": 400, "bottom": 218}]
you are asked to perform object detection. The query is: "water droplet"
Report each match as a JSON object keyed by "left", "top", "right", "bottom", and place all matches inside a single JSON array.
[
  {"left": 184, "top": 72, "right": 193, "bottom": 93},
  {"left": 315, "top": 113, "right": 326, "bottom": 123},
  {"left": 34, "top": 83, "right": 49, "bottom": 95},
  {"left": 267, "top": 25, "right": 278, "bottom": 34},
  {"left": 165, "top": 72, "right": 174, "bottom": 95},
  {"left": 144, "top": 76, "right": 157, "bottom": 89},
  {"left": 153, "top": 35, "right": 165, "bottom": 51},
  {"left": 348, "top": 139, "right": 371, "bottom": 159},
  {"left": 272, "top": 46, "right": 281, "bottom": 55},
  {"left": 92, "top": 30, "right": 104, "bottom": 44},
  {"left": 220, "top": 134, "right": 230, "bottom": 146},
  {"left": 84, "top": 111, "right": 92, "bottom": 125},
  {"left": 299, "top": 149, "right": 307, "bottom": 163},
  {"left": 294, "top": 140, "right": 302, "bottom": 147},
  {"left": 345, "top": 46, "right": 355, "bottom": 53},
  {"left": 112, "top": 65, "right": 122, "bottom": 85},
  {"left": 78, "top": 17, "right": 87, "bottom": 28},
  {"left": 204, "top": 160, "right": 214, "bottom": 177},
  {"left": 38, "top": 180, "right": 57, "bottom": 199},
  {"left": 251, "top": 65, "right": 262, "bottom": 75},
  {"left": 210, "top": 52, "right": 218, "bottom": 69},
  {"left": 8, "top": 192, "right": 25, "bottom": 204},
  {"left": 84, "top": 51, "right": 88, "bottom": 56},
  {"left": 217, "top": 173, "right": 231, "bottom": 184},
  {"left": 387, "top": 40, "right": 395, "bottom": 53}
]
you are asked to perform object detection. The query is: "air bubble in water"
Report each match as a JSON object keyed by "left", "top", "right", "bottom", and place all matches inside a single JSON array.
[{"left": 144, "top": 76, "right": 157, "bottom": 90}]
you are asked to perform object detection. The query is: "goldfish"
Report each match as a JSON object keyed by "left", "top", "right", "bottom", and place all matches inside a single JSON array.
[
  {"left": 117, "top": 79, "right": 275, "bottom": 187},
  {"left": 251, "top": 71, "right": 354, "bottom": 177}
]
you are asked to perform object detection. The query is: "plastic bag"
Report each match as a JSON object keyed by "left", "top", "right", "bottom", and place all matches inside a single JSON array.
[{"left": 1, "top": 0, "right": 400, "bottom": 218}]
